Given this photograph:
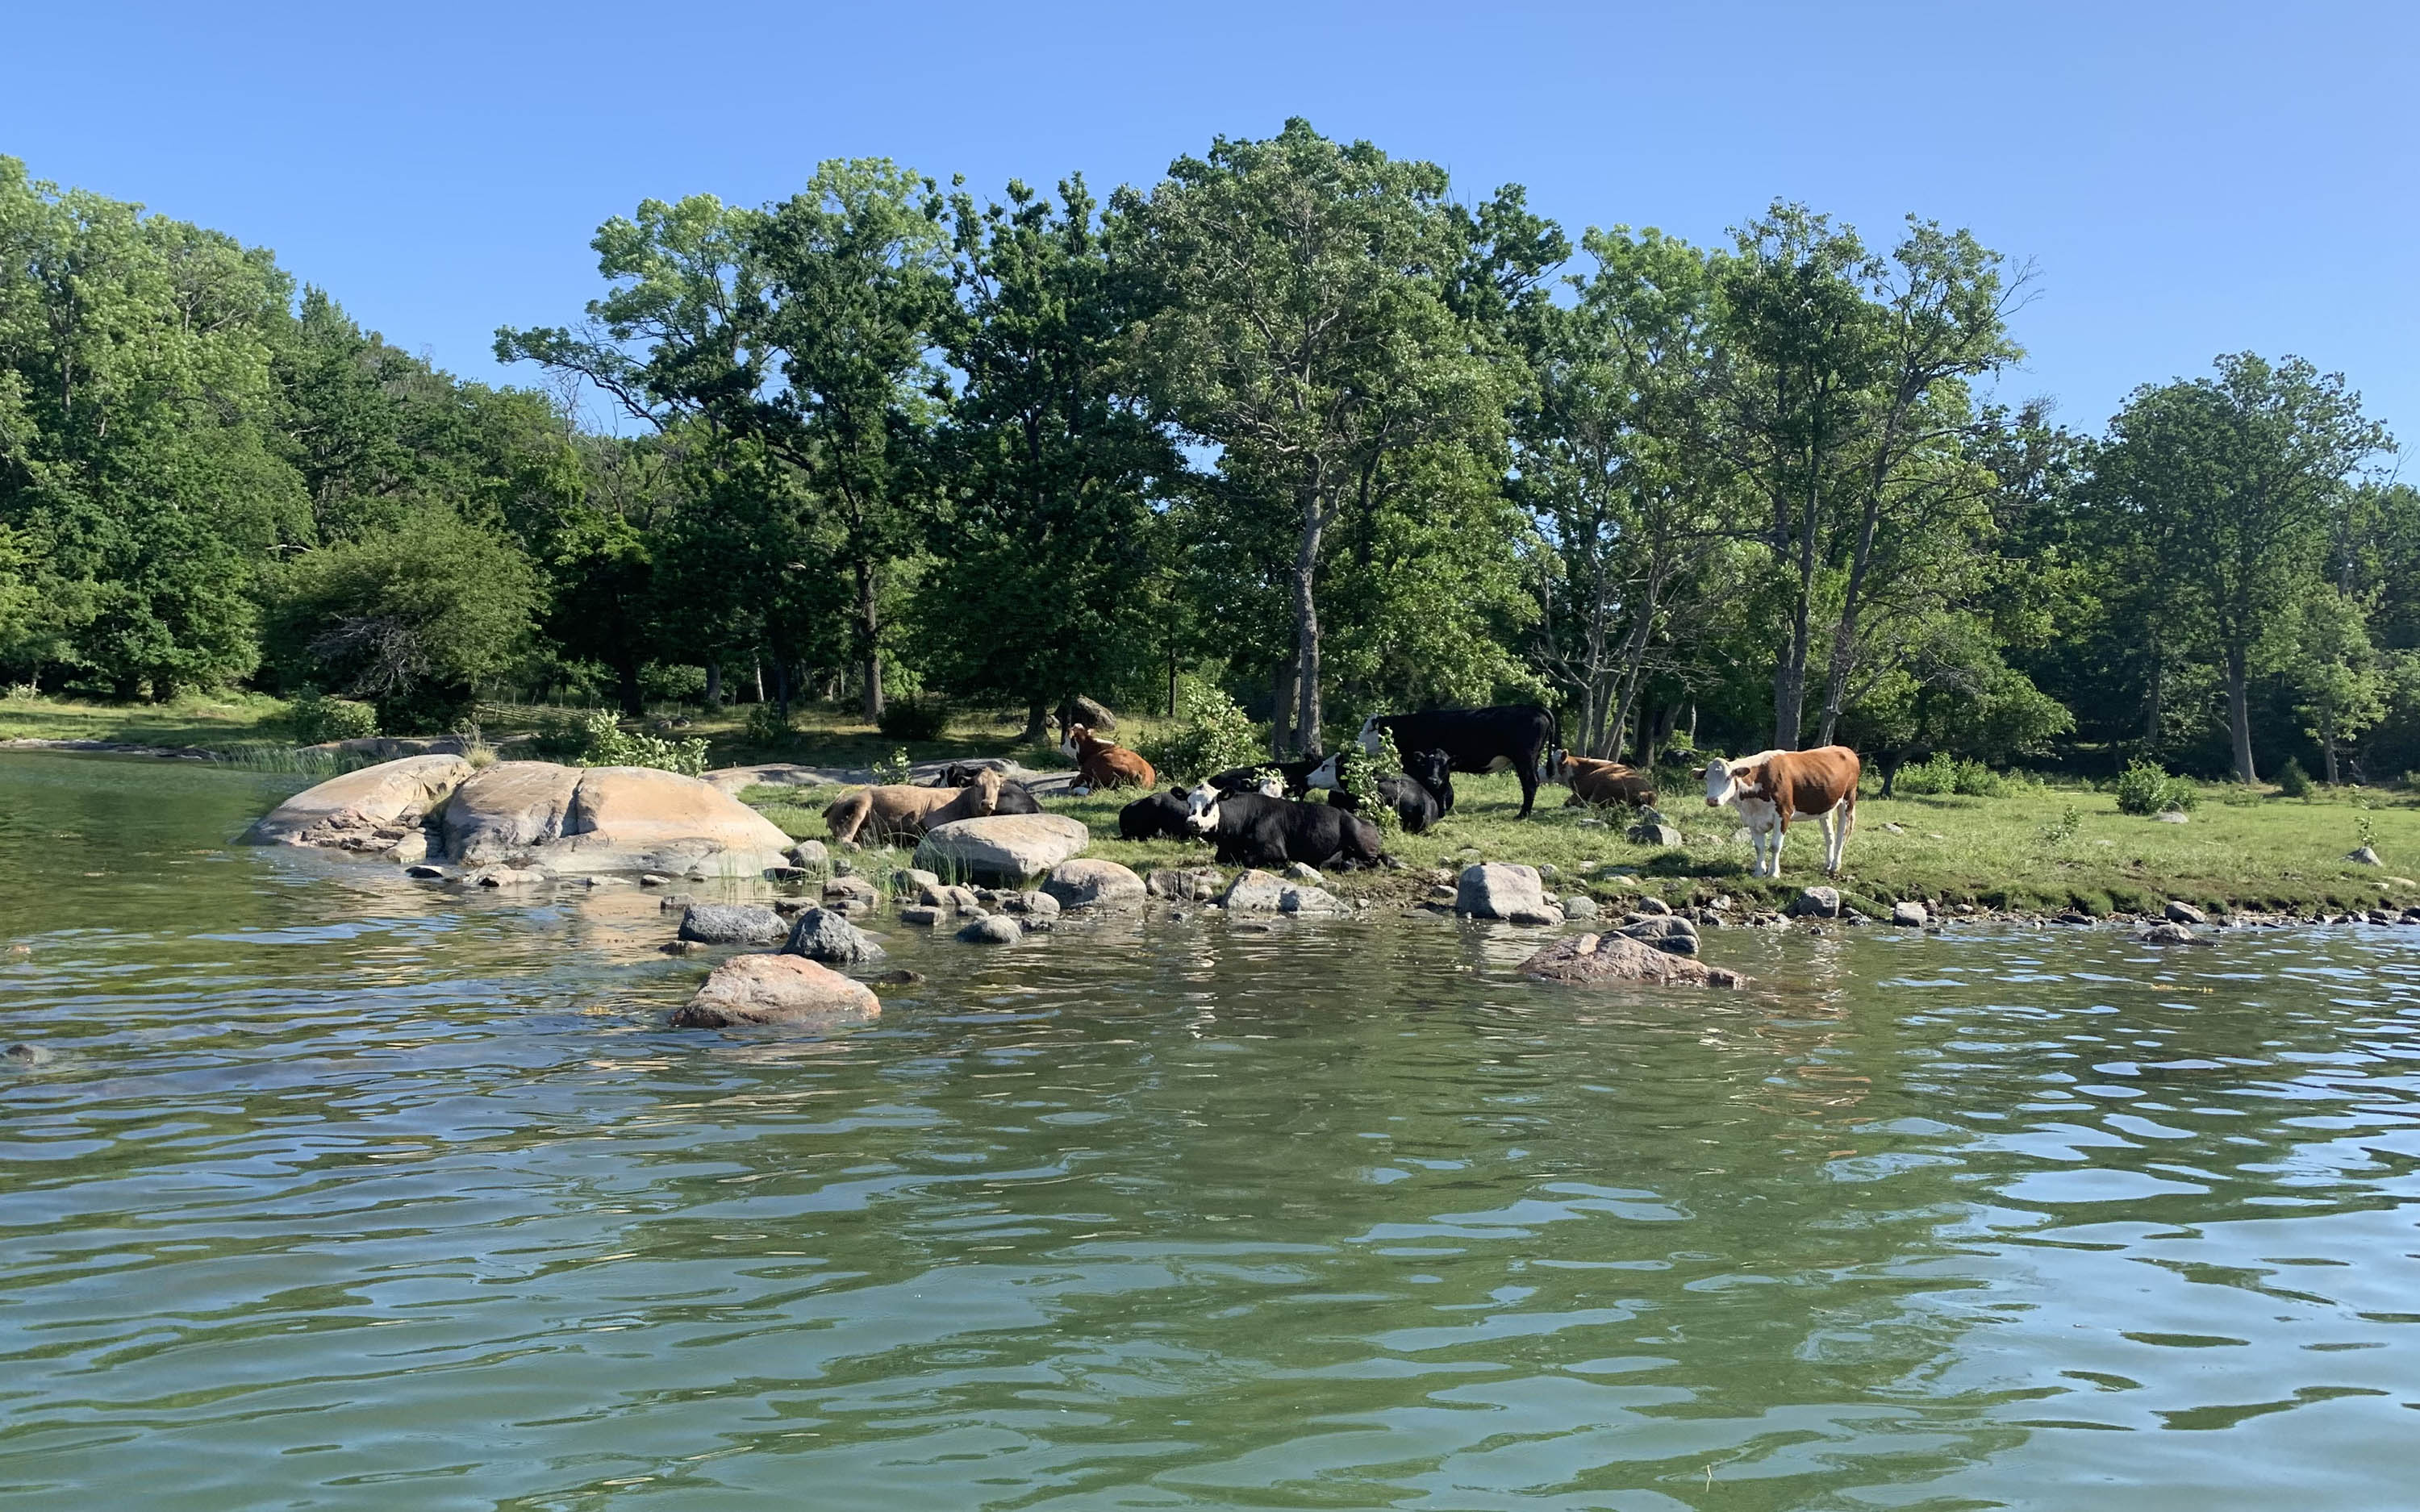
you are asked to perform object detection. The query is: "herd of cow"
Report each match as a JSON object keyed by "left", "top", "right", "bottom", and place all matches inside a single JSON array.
[{"left": 825, "top": 703, "right": 1866, "bottom": 879}]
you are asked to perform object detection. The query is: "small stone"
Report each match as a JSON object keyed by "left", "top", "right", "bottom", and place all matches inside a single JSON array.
[
  {"left": 640, "top": 873, "right": 674, "bottom": 887},
  {"left": 786, "top": 839, "right": 830, "bottom": 873},
  {"left": 898, "top": 906, "right": 943, "bottom": 927},
  {"left": 917, "top": 882, "right": 983, "bottom": 914},
  {"left": 782, "top": 906, "right": 885, "bottom": 964},
  {"left": 1627, "top": 822, "right": 1684, "bottom": 848},
  {"left": 1890, "top": 901, "right": 1929, "bottom": 928},
  {"left": 823, "top": 875, "right": 880, "bottom": 907},
  {"left": 872, "top": 968, "right": 923, "bottom": 985},
  {"left": 1518, "top": 931, "right": 1746, "bottom": 989},
  {"left": 405, "top": 864, "right": 445, "bottom": 880},
  {"left": 464, "top": 865, "right": 546, "bottom": 889},
  {"left": 1788, "top": 886, "right": 1842, "bottom": 919},
  {"left": 1881, "top": 822, "right": 1905, "bottom": 833},
  {"left": 1286, "top": 861, "right": 1322, "bottom": 885},
  {"left": 2348, "top": 846, "right": 2383, "bottom": 866},
  {"left": 1634, "top": 895, "right": 1671, "bottom": 916},
  {"left": 1560, "top": 894, "right": 1600, "bottom": 921},
  {"left": 672, "top": 955, "right": 880, "bottom": 1027},
  {"left": 892, "top": 867, "right": 942, "bottom": 895},
  {"left": 2155, "top": 811, "right": 2190, "bottom": 824},
  {"left": 1619, "top": 914, "right": 1701, "bottom": 956},
  {"left": 2138, "top": 921, "right": 2201, "bottom": 945},
  {"left": 1534, "top": 863, "right": 1559, "bottom": 880},
  {"left": 1042, "top": 859, "right": 1146, "bottom": 910},
  {"left": 958, "top": 914, "right": 1023, "bottom": 943},
  {"left": 658, "top": 939, "right": 699, "bottom": 956},
  {"left": 1456, "top": 863, "right": 1558, "bottom": 925},
  {"left": 4, "top": 1043, "right": 52, "bottom": 1066},
  {"left": 1147, "top": 867, "right": 1226, "bottom": 902},
  {"left": 1003, "top": 889, "right": 1061, "bottom": 918},
  {"left": 657, "top": 893, "right": 696, "bottom": 911},
  {"left": 2164, "top": 900, "right": 2208, "bottom": 926}
]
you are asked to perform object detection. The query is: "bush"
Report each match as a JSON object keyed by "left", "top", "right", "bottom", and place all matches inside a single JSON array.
[
  {"left": 877, "top": 698, "right": 950, "bottom": 742},
  {"left": 537, "top": 708, "right": 707, "bottom": 776},
  {"left": 284, "top": 689, "right": 379, "bottom": 744},
  {"left": 1951, "top": 758, "right": 2005, "bottom": 798},
  {"left": 743, "top": 702, "right": 793, "bottom": 747},
  {"left": 1898, "top": 755, "right": 2008, "bottom": 798},
  {"left": 2275, "top": 758, "right": 2315, "bottom": 800},
  {"left": 872, "top": 747, "right": 915, "bottom": 785},
  {"left": 1138, "top": 679, "right": 1266, "bottom": 781},
  {"left": 2115, "top": 760, "right": 2197, "bottom": 814}
]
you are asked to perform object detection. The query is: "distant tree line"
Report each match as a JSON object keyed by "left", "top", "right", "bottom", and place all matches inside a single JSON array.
[{"left": 4, "top": 127, "right": 2417, "bottom": 783}]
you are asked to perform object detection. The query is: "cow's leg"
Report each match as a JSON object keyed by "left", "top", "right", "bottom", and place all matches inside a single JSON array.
[
  {"left": 1516, "top": 756, "right": 1539, "bottom": 818},
  {"left": 1747, "top": 823, "right": 1769, "bottom": 877},
  {"left": 1830, "top": 793, "right": 1855, "bottom": 875},
  {"left": 1769, "top": 819, "right": 1788, "bottom": 877}
]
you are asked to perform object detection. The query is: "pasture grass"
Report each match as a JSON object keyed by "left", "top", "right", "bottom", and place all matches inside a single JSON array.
[
  {"left": 0, "top": 690, "right": 293, "bottom": 750},
  {"left": 749, "top": 766, "right": 2420, "bottom": 918}
]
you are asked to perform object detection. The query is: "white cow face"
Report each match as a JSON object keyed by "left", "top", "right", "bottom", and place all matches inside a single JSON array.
[
  {"left": 1253, "top": 770, "right": 1286, "bottom": 798},
  {"left": 1356, "top": 716, "right": 1383, "bottom": 756},
  {"left": 1182, "top": 781, "right": 1223, "bottom": 835},
  {"left": 1703, "top": 758, "right": 1738, "bottom": 809},
  {"left": 1542, "top": 746, "right": 1571, "bottom": 785},
  {"left": 1304, "top": 752, "right": 1342, "bottom": 791}
]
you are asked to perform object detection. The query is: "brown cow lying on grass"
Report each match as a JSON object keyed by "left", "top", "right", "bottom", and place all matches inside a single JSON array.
[
  {"left": 1058, "top": 720, "right": 1155, "bottom": 791},
  {"left": 1552, "top": 754, "right": 1659, "bottom": 810},
  {"left": 824, "top": 768, "right": 1006, "bottom": 847}
]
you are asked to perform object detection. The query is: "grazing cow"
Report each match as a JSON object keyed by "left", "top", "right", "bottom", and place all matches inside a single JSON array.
[
  {"left": 1118, "top": 789, "right": 1199, "bottom": 842},
  {"left": 1358, "top": 704, "right": 1558, "bottom": 817},
  {"left": 824, "top": 768, "right": 1007, "bottom": 847},
  {"left": 1303, "top": 748, "right": 1442, "bottom": 835},
  {"left": 939, "top": 761, "right": 1042, "bottom": 814},
  {"left": 1057, "top": 720, "right": 1155, "bottom": 791},
  {"left": 1552, "top": 755, "right": 1658, "bottom": 810},
  {"left": 1702, "top": 746, "right": 1861, "bottom": 877},
  {"left": 1179, "top": 783, "right": 1384, "bottom": 870}
]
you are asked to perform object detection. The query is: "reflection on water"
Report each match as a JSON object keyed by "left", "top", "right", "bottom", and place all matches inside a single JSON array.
[{"left": 2, "top": 751, "right": 2418, "bottom": 1510}]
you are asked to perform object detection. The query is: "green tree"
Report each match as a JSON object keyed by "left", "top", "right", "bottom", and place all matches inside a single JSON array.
[
  {"left": 2274, "top": 586, "right": 2386, "bottom": 785},
  {"left": 2094, "top": 353, "right": 2392, "bottom": 782}
]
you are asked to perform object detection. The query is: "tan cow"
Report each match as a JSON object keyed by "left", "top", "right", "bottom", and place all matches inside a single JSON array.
[
  {"left": 1057, "top": 719, "right": 1155, "bottom": 791},
  {"left": 824, "top": 768, "right": 1006, "bottom": 847},
  {"left": 1701, "top": 746, "right": 1861, "bottom": 877},
  {"left": 1553, "top": 755, "right": 1659, "bottom": 810}
]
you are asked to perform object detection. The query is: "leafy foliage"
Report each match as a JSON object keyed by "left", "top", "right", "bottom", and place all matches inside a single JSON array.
[
  {"left": 283, "top": 689, "right": 380, "bottom": 744},
  {"left": 1137, "top": 678, "right": 1265, "bottom": 781},
  {"left": 539, "top": 708, "right": 707, "bottom": 775},
  {"left": 2115, "top": 760, "right": 2199, "bottom": 814}
]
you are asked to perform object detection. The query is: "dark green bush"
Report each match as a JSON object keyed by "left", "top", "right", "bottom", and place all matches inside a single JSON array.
[
  {"left": 877, "top": 698, "right": 950, "bottom": 742},
  {"left": 2114, "top": 760, "right": 2196, "bottom": 814},
  {"left": 2275, "top": 758, "right": 2314, "bottom": 799}
]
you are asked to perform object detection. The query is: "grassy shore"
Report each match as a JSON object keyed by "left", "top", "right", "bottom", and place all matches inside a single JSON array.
[{"left": 0, "top": 691, "right": 294, "bottom": 749}]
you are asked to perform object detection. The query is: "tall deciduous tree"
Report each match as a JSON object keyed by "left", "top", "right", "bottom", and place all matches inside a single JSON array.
[{"left": 2094, "top": 353, "right": 2391, "bottom": 782}]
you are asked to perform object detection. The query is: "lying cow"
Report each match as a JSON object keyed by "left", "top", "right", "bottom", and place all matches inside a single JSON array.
[
  {"left": 1552, "top": 755, "right": 1658, "bottom": 810},
  {"left": 1358, "top": 704, "right": 1558, "bottom": 817},
  {"left": 1179, "top": 783, "right": 1384, "bottom": 870},
  {"left": 939, "top": 761, "right": 1043, "bottom": 815},
  {"left": 1118, "top": 789, "right": 1199, "bottom": 842},
  {"left": 1303, "top": 748, "right": 1444, "bottom": 834},
  {"left": 1058, "top": 720, "right": 1155, "bottom": 791},
  {"left": 1702, "top": 745, "right": 1860, "bottom": 877},
  {"left": 1206, "top": 754, "right": 1325, "bottom": 799},
  {"left": 824, "top": 768, "right": 1008, "bottom": 847}
]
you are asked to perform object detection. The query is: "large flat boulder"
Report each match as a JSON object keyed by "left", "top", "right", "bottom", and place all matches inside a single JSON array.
[
  {"left": 670, "top": 955, "right": 880, "bottom": 1027},
  {"left": 441, "top": 761, "right": 582, "bottom": 863},
  {"left": 549, "top": 764, "right": 794, "bottom": 876},
  {"left": 1518, "top": 932, "right": 1748, "bottom": 989},
  {"left": 242, "top": 755, "right": 471, "bottom": 848},
  {"left": 916, "top": 813, "right": 1090, "bottom": 886},
  {"left": 1043, "top": 858, "right": 1145, "bottom": 910}
]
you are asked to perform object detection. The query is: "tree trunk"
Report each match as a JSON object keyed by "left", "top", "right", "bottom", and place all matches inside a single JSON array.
[
  {"left": 2225, "top": 640, "right": 2258, "bottom": 783},
  {"left": 1272, "top": 660, "right": 1298, "bottom": 760},
  {"left": 2143, "top": 638, "right": 2163, "bottom": 748},
  {"left": 2322, "top": 732, "right": 2340, "bottom": 785},
  {"left": 704, "top": 660, "right": 722, "bottom": 708},
  {"left": 753, "top": 660, "right": 766, "bottom": 704},
  {"left": 855, "top": 563, "right": 883, "bottom": 723},
  {"left": 615, "top": 659, "right": 644, "bottom": 719},
  {"left": 1290, "top": 501, "right": 1325, "bottom": 756},
  {"left": 773, "top": 659, "right": 791, "bottom": 723},
  {"left": 1022, "top": 698, "right": 1049, "bottom": 746},
  {"left": 1167, "top": 648, "right": 1179, "bottom": 719}
]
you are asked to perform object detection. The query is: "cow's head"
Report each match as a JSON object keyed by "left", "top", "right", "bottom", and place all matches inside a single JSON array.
[
  {"left": 1180, "top": 781, "right": 1223, "bottom": 835},
  {"left": 963, "top": 768, "right": 1004, "bottom": 816},
  {"left": 1356, "top": 714, "right": 1383, "bottom": 756},
  {"left": 1059, "top": 723, "right": 1091, "bottom": 761},
  {"left": 1304, "top": 751, "right": 1347, "bottom": 791},
  {"left": 1542, "top": 746, "right": 1571, "bottom": 784},
  {"left": 1401, "top": 748, "right": 1452, "bottom": 799},
  {"left": 1704, "top": 756, "right": 1749, "bottom": 808},
  {"left": 1250, "top": 768, "right": 1286, "bottom": 798}
]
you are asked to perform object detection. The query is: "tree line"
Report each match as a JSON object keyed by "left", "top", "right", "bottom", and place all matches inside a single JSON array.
[{"left": 4, "top": 125, "right": 2417, "bottom": 784}]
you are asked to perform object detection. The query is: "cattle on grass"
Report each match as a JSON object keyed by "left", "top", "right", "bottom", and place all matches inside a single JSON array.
[
  {"left": 1179, "top": 784, "right": 1385, "bottom": 870},
  {"left": 1057, "top": 720, "right": 1155, "bottom": 791},
  {"left": 1206, "top": 755, "right": 1325, "bottom": 798},
  {"left": 824, "top": 768, "right": 1008, "bottom": 848},
  {"left": 938, "top": 761, "right": 1042, "bottom": 814},
  {"left": 1702, "top": 746, "right": 1861, "bottom": 877},
  {"left": 1303, "top": 748, "right": 1443, "bottom": 835},
  {"left": 1358, "top": 704, "right": 1558, "bottom": 817},
  {"left": 1118, "top": 789, "right": 1198, "bottom": 842},
  {"left": 1551, "top": 755, "right": 1658, "bottom": 810}
]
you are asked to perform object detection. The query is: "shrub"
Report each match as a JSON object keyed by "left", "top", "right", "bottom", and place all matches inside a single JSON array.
[
  {"left": 1338, "top": 729, "right": 1405, "bottom": 840},
  {"left": 286, "top": 689, "right": 379, "bottom": 744},
  {"left": 872, "top": 747, "right": 915, "bottom": 785},
  {"left": 1894, "top": 755, "right": 1956, "bottom": 794},
  {"left": 1951, "top": 758, "right": 2005, "bottom": 798},
  {"left": 2115, "top": 760, "right": 2196, "bottom": 814},
  {"left": 743, "top": 702, "right": 793, "bottom": 747},
  {"left": 539, "top": 708, "right": 707, "bottom": 776},
  {"left": 1138, "top": 679, "right": 1266, "bottom": 781},
  {"left": 2037, "top": 805, "right": 2082, "bottom": 845},
  {"left": 878, "top": 698, "right": 950, "bottom": 742},
  {"left": 2275, "top": 758, "right": 2315, "bottom": 800}
]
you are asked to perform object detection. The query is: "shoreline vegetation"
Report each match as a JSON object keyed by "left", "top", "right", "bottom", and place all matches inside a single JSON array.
[{"left": 8, "top": 693, "right": 2416, "bottom": 923}]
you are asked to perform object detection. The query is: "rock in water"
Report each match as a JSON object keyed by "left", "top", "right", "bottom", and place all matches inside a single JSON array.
[
  {"left": 1146, "top": 867, "right": 1226, "bottom": 902},
  {"left": 1890, "top": 901, "right": 1929, "bottom": 928},
  {"left": 786, "top": 839, "right": 830, "bottom": 873},
  {"left": 822, "top": 875, "right": 879, "bottom": 907},
  {"left": 1455, "top": 863, "right": 1558, "bottom": 925},
  {"left": 958, "top": 914, "right": 1023, "bottom": 943},
  {"left": 1618, "top": 914, "right": 1701, "bottom": 956},
  {"left": 241, "top": 754, "right": 471, "bottom": 849},
  {"left": 1559, "top": 894, "right": 1600, "bottom": 921},
  {"left": 1043, "top": 859, "right": 1146, "bottom": 910},
  {"left": 782, "top": 906, "right": 884, "bottom": 964},
  {"left": 671, "top": 955, "right": 880, "bottom": 1027},
  {"left": 2164, "top": 899, "right": 2209, "bottom": 926},
  {"left": 1518, "top": 932, "right": 1747, "bottom": 989},
  {"left": 1001, "top": 889, "right": 1061, "bottom": 918},
  {"left": 1220, "top": 868, "right": 1346, "bottom": 914},
  {"left": 916, "top": 814, "right": 1091, "bottom": 886},
  {"left": 1788, "top": 886, "right": 1842, "bottom": 919},
  {"left": 2138, "top": 922, "right": 2204, "bottom": 946},
  {"left": 677, "top": 903, "right": 789, "bottom": 945}
]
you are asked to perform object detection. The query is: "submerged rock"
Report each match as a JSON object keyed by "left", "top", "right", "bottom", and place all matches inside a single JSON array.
[
  {"left": 677, "top": 903, "right": 789, "bottom": 946},
  {"left": 958, "top": 914, "right": 1023, "bottom": 944},
  {"left": 1043, "top": 859, "right": 1145, "bottom": 910},
  {"left": 671, "top": 955, "right": 879, "bottom": 1027},
  {"left": 1518, "top": 931, "right": 1747, "bottom": 989},
  {"left": 782, "top": 906, "right": 884, "bottom": 964},
  {"left": 2138, "top": 921, "right": 2205, "bottom": 946}
]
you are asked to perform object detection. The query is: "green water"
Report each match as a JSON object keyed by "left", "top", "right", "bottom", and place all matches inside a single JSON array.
[{"left": 2, "top": 752, "right": 2417, "bottom": 1510}]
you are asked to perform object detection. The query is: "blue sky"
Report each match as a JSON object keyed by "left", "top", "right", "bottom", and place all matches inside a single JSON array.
[{"left": 8, "top": 1, "right": 2415, "bottom": 446}]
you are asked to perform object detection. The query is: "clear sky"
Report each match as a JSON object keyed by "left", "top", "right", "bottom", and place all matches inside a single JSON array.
[{"left": 7, "top": 1, "right": 2414, "bottom": 445}]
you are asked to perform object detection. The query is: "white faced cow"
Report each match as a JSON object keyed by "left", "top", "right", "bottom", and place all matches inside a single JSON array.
[{"left": 1702, "top": 746, "right": 1861, "bottom": 877}]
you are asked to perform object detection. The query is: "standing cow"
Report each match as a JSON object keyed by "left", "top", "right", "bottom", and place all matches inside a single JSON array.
[
  {"left": 1357, "top": 704, "right": 1559, "bottom": 818},
  {"left": 1702, "top": 746, "right": 1861, "bottom": 877}
]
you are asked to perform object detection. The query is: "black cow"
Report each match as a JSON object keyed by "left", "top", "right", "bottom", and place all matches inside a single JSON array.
[
  {"left": 938, "top": 762, "right": 1041, "bottom": 814},
  {"left": 1358, "top": 705, "right": 1558, "bottom": 817},
  {"left": 1304, "top": 748, "right": 1443, "bottom": 835},
  {"left": 1205, "top": 754, "right": 1325, "bottom": 799},
  {"left": 1179, "top": 784, "right": 1384, "bottom": 870},
  {"left": 1118, "top": 789, "right": 1196, "bottom": 842}
]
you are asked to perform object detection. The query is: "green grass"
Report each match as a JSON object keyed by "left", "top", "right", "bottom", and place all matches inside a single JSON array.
[
  {"left": 0, "top": 691, "right": 294, "bottom": 750},
  {"left": 745, "top": 764, "right": 2420, "bottom": 918}
]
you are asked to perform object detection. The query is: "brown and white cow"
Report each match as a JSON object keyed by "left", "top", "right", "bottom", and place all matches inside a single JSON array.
[
  {"left": 1057, "top": 720, "right": 1156, "bottom": 791},
  {"left": 1701, "top": 746, "right": 1861, "bottom": 877},
  {"left": 1551, "top": 755, "right": 1659, "bottom": 810}
]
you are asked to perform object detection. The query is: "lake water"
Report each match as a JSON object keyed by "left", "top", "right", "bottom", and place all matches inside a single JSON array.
[{"left": 3, "top": 751, "right": 2418, "bottom": 1510}]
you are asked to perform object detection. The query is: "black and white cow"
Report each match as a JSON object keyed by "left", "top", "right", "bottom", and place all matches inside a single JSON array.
[
  {"left": 1118, "top": 789, "right": 1198, "bottom": 842},
  {"left": 1358, "top": 704, "right": 1558, "bottom": 817},
  {"left": 1179, "top": 783, "right": 1384, "bottom": 870},
  {"left": 1205, "top": 755, "right": 1324, "bottom": 799},
  {"left": 1303, "top": 748, "right": 1444, "bottom": 835}
]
